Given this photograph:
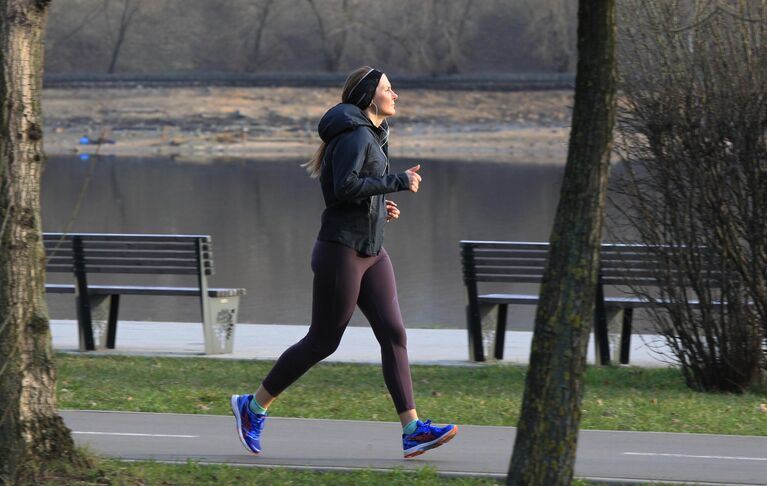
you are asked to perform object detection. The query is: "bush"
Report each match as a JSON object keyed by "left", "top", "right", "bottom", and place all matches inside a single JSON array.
[{"left": 611, "top": 0, "right": 767, "bottom": 392}]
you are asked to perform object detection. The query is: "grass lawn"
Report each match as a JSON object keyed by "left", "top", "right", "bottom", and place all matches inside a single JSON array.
[
  {"left": 56, "top": 354, "right": 767, "bottom": 436},
  {"left": 32, "top": 458, "right": 691, "bottom": 486},
  {"left": 40, "top": 460, "right": 506, "bottom": 486}
]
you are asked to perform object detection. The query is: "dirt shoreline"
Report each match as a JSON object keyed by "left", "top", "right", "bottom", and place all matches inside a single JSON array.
[{"left": 42, "top": 86, "right": 573, "bottom": 163}]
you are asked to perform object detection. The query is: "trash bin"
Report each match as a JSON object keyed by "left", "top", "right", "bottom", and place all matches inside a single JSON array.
[
  {"left": 480, "top": 305, "right": 499, "bottom": 362},
  {"left": 202, "top": 295, "right": 240, "bottom": 354},
  {"left": 79, "top": 295, "right": 110, "bottom": 351}
]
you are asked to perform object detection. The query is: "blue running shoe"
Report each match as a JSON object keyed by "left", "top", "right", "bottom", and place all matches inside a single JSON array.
[
  {"left": 230, "top": 394, "right": 266, "bottom": 454},
  {"left": 403, "top": 419, "right": 458, "bottom": 458}
]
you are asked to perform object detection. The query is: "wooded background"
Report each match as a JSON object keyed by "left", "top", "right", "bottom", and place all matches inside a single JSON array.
[{"left": 44, "top": 0, "right": 577, "bottom": 75}]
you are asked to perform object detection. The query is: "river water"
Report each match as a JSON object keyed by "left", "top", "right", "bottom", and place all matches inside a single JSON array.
[{"left": 42, "top": 154, "right": 571, "bottom": 329}]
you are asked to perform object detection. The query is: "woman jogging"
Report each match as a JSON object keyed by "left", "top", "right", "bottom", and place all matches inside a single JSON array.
[{"left": 230, "top": 66, "right": 457, "bottom": 459}]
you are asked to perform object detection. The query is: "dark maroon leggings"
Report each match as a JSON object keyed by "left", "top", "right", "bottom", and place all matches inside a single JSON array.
[{"left": 261, "top": 240, "right": 416, "bottom": 413}]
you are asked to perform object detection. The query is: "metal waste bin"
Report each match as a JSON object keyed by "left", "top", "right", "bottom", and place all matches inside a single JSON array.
[
  {"left": 79, "top": 295, "right": 110, "bottom": 351},
  {"left": 202, "top": 295, "right": 240, "bottom": 354}
]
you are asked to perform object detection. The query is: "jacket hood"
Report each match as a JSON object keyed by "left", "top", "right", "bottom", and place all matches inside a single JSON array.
[{"left": 318, "top": 103, "right": 376, "bottom": 144}]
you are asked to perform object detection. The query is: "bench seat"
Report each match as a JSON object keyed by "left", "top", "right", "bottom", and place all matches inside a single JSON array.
[
  {"left": 477, "top": 293, "right": 699, "bottom": 308},
  {"left": 46, "top": 283, "right": 246, "bottom": 298}
]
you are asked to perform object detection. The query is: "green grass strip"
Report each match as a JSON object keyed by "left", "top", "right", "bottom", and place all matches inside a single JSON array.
[
  {"left": 32, "top": 456, "right": 690, "bottom": 486},
  {"left": 56, "top": 354, "right": 767, "bottom": 436},
  {"left": 39, "top": 460, "right": 503, "bottom": 486}
]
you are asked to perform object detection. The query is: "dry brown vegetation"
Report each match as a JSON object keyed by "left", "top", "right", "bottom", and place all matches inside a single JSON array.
[{"left": 43, "top": 86, "right": 573, "bottom": 162}]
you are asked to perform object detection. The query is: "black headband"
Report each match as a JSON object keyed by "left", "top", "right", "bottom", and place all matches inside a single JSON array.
[{"left": 347, "top": 68, "right": 384, "bottom": 109}]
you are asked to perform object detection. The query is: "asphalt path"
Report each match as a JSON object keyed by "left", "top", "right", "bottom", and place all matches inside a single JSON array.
[{"left": 62, "top": 410, "right": 767, "bottom": 485}]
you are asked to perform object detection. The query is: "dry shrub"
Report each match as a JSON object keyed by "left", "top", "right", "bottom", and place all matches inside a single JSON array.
[{"left": 611, "top": 0, "right": 767, "bottom": 392}]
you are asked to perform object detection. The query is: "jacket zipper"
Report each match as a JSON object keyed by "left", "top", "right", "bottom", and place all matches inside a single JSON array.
[{"left": 368, "top": 144, "right": 388, "bottom": 254}]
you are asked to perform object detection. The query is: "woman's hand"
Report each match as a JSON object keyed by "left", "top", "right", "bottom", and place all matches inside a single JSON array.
[
  {"left": 385, "top": 199, "right": 400, "bottom": 222},
  {"left": 405, "top": 164, "right": 422, "bottom": 192}
]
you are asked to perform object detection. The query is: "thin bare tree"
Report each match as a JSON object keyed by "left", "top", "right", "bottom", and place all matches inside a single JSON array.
[
  {"left": 305, "top": 0, "right": 361, "bottom": 72},
  {"left": 520, "top": 0, "right": 577, "bottom": 72},
  {"left": 366, "top": 0, "right": 476, "bottom": 75},
  {"left": 244, "top": 0, "right": 276, "bottom": 70},
  {"left": 104, "top": 0, "right": 144, "bottom": 74}
]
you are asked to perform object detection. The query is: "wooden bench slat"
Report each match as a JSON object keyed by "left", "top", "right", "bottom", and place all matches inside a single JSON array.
[
  {"left": 602, "top": 275, "right": 725, "bottom": 286},
  {"left": 44, "top": 283, "right": 245, "bottom": 297},
  {"left": 466, "top": 250, "right": 549, "bottom": 259},
  {"left": 471, "top": 275, "right": 543, "bottom": 283},
  {"left": 82, "top": 242, "right": 205, "bottom": 251},
  {"left": 469, "top": 257, "right": 548, "bottom": 267},
  {"left": 479, "top": 293, "right": 540, "bottom": 304},
  {"left": 46, "top": 264, "right": 215, "bottom": 275},
  {"left": 78, "top": 258, "right": 200, "bottom": 267},
  {"left": 468, "top": 261, "right": 702, "bottom": 273},
  {"left": 460, "top": 241, "right": 551, "bottom": 250},
  {"left": 45, "top": 242, "right": 205, "bottom": 252},
  {"left": 472, "top": 267, "right": 544, "bottom": 276},
  {"left": 45, "top": 250, "right": 205, "bottom": 259},
  {"left": 43, "top": 233, "right": 211, "bottom": 242},
  {"left": 601, "top": 260, "right": 667, "bottom": 269},
  {"left": 44, "top": 284, "right": 77, "bottom": 293},
  {"left": 55, "top": 265, "right": 203, "bottom": 275},
  {"left": 476, "top": 292, "right": 708, "bottom": 309}
]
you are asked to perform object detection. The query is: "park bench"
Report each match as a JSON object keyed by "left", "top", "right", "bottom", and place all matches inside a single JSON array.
[
  {"left": 43, "top": 233, "right": 246, "bottom": 354},
  {"left": 460, "top": 240, "right": 699, "bottom": 364}
]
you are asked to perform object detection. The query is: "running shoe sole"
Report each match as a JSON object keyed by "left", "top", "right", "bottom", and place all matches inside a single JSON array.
[
  {"left": 230, "top": 394, "right": 260, "bottom": 455},
  {"left": 404, "top": 425, "right": 458, "bottom": 458}
]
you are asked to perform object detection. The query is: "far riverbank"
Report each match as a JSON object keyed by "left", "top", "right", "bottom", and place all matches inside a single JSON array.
[{"left": 43, "top": 86, "right": 572, "bottom": 162}]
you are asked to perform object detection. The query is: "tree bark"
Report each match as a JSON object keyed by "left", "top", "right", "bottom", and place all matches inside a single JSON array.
[
  {"left": 0, "top": 0, "right": 79, "bottom": 482},
  {"left": 507, "top": 1, "right": 616, "bottom": 485}
]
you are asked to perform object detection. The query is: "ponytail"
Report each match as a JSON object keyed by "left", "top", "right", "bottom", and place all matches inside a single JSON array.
[{"left": 302, "top": 142, "right": 326, "bottom": 178}]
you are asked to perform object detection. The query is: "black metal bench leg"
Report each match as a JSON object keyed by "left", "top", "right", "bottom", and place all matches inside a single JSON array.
[
  {"left": 107, "top": 294, "right": 120, "bottom": 349},
  {"left": 594, "top": 314, "right": 611, "bottom": 366},
  {"left": 75, "top": 294, "right": 95, "bottom": 351},
  {"left": 73, "top": 235, "right": 96, "bottom": 351},
  {"left": 494, "top": 304, "right": 508, "bottom": 360},
  {"left": 466, "top": 305, "right": 485, "bottom": 362},
  {"left": 593, "top": 282, "right": 611, "bottom": 366},
  {"left": 619, "top": 308, "right": 633, "bottom": 365}
]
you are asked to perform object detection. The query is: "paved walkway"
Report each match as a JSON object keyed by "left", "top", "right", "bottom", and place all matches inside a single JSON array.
[
  {"left": 63, "top": 410, "right": 767, "bottom": 485},
  {"left": 51, "top": 320, "right": 675, "bottom": 367}
]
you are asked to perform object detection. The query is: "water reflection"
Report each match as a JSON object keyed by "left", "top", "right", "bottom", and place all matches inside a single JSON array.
[{"left": 42, "top": 155, "right": 566, "bottom": 329}]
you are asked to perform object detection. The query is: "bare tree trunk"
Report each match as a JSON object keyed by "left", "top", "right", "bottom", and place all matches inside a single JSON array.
[
  {"left": 507, "top": 1, "right": 616, "bottom": 485},
  {"left": 106, "top": 0, "right": 142, "bottom": 74},
  {"left": 246, "top": 0, "right": 275, "bottom": 71},
  {"left": 0, "top": 0, "right": 80, "bottom": 482},
  {"left": 443, "top": 0, "right": 474, "bottom": 74},
  {"left": 305, "top": 0, "right": 357, "bottom": 72},
  {"left": 521, "top": 0, "right": 577, "bottom": 73}
]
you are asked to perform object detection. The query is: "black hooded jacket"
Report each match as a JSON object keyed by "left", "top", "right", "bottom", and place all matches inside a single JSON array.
[{"left": 316, "top": 103, "right": 410, "bottom": 256}]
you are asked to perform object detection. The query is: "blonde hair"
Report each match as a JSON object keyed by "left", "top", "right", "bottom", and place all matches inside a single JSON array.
[{"left": 302, "top": 66, "right": 374, "bottom": 178}]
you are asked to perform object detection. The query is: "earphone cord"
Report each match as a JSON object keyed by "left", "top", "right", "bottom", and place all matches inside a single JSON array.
[{"left": 370, "top": 101, "right": 390, "bottom": 175}]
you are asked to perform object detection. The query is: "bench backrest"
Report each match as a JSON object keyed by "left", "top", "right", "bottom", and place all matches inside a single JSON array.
[
  {"left": 459, "top": 240, "right": 707, "bottom": 288},
  {"left": 460, "top": 241, "right": 548, "bottom": 284},
  {"left": 43, "top": 233, "right": 213, "bottom": 278}
]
